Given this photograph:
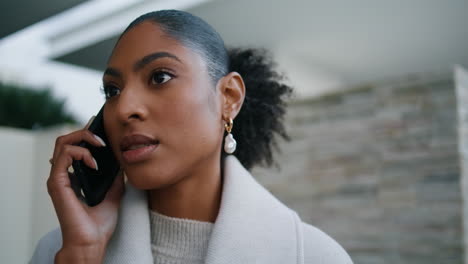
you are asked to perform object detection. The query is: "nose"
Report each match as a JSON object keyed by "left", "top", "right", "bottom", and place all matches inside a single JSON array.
[{"left": 115, "top": 85, "right": 148, "bottom": 125}]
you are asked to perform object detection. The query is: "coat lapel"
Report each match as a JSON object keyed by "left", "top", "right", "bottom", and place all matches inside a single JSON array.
[
  {"left": 103, "top": 181, "right": 154, "bottom": 263},
  {"left": 204, "top": 155, "right": 302, "bottom": 264}
]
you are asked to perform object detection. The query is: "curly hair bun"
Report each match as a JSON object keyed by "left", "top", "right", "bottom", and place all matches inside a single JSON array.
[{"left": 227, "top": 48, "right": 293, "bottom": 170}]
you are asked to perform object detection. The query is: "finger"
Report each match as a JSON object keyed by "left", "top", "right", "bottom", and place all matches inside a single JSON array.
[
  {"left": 52, "top": 129, "right": 106, "bottom": 162},
  {"left": 47, "top": 146, "right": 98, "bottom": 227},
  {"left": 48, "top": 145, "right": 97, "bottom": 204},
  {"left": 82, "top": 130, "right": 107, "bottom": 148},
  {"left": 54, "top": 144, "right": 98, "bottom": 173},
  {"left": 48, "top": 145, "right": 97, "bottom": 202}
]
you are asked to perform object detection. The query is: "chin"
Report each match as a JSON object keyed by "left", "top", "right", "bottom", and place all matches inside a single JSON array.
[{"left": 123, "top": 163, "right": 176, "bottom": 190}]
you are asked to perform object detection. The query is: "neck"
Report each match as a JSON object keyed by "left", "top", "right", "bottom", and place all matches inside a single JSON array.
[{"left": 147, "top": 156, "right": 223, "bottom": 223}]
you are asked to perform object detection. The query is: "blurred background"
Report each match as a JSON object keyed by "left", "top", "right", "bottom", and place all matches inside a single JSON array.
[{"left": 1, "top": 0, "right": 468, "bottom": 263}]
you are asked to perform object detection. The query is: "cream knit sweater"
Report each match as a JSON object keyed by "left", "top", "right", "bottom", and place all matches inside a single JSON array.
[{"left": 149, "top": 210, "right": 213, "bottom": 264}]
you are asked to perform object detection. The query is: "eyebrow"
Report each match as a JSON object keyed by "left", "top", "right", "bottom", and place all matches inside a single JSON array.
[
  {"left": 103, "top": 51, "right": 182, "bottom": 79},
  {"left": 103, "top": 68, "right": 121, "bottom": 78},
  {"left": 134, "top": 52, "right": 181, "bottom": 72}
]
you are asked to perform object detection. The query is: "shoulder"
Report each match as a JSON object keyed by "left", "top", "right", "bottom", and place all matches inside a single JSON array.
[
  {"left": 301, "top": 222, "right": 353, "bottom": 264},
  {"left": 29, "top": 228, "right": 62, "bottom": 264}
]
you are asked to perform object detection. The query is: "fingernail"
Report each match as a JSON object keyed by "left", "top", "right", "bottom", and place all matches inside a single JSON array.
[
  {"left": 93, "top": 157, "right": 99, "bottom": 170},
  {"left": 93, "top": 134, "right": 107, "bottom": 147}
]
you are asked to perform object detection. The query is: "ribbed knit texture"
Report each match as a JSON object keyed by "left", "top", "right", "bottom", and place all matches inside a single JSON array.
[{"left": 149, "top": 210, "right": 214, "bottom": 264}]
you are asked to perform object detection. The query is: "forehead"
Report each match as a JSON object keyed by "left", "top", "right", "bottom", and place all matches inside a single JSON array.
[{"left": 107, "top": 21, "right": 202, "bottom": 69}]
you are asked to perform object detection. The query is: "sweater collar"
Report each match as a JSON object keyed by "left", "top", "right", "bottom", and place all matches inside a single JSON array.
[
  {"left": 149, "top": 210, "right": 213, "bottom": 262},
  {"left": 104, "top": 155, "right": 302, "bottom": 264}
]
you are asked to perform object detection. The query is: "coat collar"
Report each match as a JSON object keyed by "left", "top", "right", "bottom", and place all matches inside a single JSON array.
[{"left": 104, "top": 155, "right": 303, "bottom": 264}]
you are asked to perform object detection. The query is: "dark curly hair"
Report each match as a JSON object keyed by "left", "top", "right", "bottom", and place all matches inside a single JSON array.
[
  {"left": 226, "top": 48, "right": 292, "bottom": 169},
  {"left": 121, "top": 10, "right": 293, "bottom": 170}
]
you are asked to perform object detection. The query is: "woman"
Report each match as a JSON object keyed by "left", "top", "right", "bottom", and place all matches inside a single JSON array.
[{"left": 30, "top": 10, "right": 353, "bottom": 264}]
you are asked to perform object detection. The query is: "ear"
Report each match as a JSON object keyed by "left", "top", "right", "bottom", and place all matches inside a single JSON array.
[{"left": 217, "top": 72, "right": 246, "bottom": 120}]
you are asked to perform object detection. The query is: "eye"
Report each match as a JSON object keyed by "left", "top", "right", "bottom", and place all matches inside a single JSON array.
[
  {"left": 151, "top": 71, "right": 173, "bottom": 85},
  {"left": 102, "top": 84, "right": 121, "bottom": 99}
]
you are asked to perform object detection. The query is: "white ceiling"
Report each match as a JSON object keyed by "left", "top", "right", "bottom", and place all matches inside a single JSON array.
[{"left": 188, "top": 0, "right": 468, "bottom": 96}]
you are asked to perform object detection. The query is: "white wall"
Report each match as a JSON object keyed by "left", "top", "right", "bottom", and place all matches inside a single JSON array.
[
  {"left": 0, "top": 127, "right": 34, "bottom": 263},
  {"left": 0, "top": 125, "right": 77, "bottom": 263}
]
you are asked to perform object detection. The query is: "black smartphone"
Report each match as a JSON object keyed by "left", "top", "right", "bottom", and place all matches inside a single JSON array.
[{"left": 71, "top": 105, "right": 120, "bottom": 206}]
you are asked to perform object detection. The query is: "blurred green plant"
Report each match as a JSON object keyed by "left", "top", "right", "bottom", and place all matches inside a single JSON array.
[{"left": 0, "top": 82, "right": 78, "bottom": 130}]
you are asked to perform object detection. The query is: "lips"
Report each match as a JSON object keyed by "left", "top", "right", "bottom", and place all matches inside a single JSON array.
[
  {"left": 120, "top": 134, "right": 159, "bottom": 163},
  {"left": 120, "top": 134, "right": 159, "bottom": 151}
]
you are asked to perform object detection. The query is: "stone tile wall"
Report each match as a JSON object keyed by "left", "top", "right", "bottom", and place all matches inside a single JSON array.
[
  {"left": 252, "top": 76, "right": 462, "bottom": 263},
  {"left": 456, "top": 66, "right": 468, "bottom": 264}
]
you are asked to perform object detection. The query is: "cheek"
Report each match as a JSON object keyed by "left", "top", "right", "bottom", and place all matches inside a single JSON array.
[{"left": 162, "top": 86, "right": 221, "bottom": 153}]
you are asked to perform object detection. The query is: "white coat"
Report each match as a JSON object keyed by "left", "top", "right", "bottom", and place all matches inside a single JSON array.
[{"left": 30, "top": 155, "right": 353, "bottom": 263}]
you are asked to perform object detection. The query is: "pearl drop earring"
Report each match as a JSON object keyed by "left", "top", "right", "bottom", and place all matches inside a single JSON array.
[{"left": 224, "top": 118, "right": 237, "bottom": 154}]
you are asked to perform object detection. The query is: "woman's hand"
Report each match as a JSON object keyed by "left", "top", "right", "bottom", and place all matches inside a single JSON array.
[{"left": 47, "top": 120, "right": 125, "bottom": 264}]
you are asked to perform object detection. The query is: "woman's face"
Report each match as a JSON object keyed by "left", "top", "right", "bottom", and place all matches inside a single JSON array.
[{"left": 102, "top": 21, "right": 224, "bottom": 190}]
